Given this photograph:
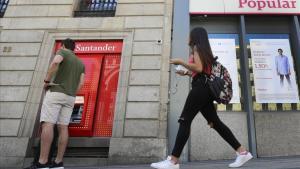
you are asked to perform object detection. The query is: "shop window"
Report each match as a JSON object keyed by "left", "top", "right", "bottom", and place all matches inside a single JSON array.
[
  {"left": 0, "top": 0, "right": 9, "bottom": 18},
  {"left": 74, "top": 0, "right": 117, "bottom": 17},
  {"left": 209, "top": 34, "right": 243, "bottom": 111},
  {"left": 247, "top": 34, "right": 300, "bottom": 111}
]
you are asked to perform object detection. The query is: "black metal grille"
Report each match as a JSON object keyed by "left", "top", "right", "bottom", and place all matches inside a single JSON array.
[
  {"left": 0, "top": 0, "right": 9, "bottom": 17},
  {"left": 74, "top": 0, "right": 117, "bottom": 17}
]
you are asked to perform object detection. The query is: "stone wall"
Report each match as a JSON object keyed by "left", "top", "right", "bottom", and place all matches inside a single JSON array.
[
  {"left": 255, "top": 112, "right": 300, "bottom": 157},
  {"left": 0, "top": 0, "right": 173, "bottom": 167}
]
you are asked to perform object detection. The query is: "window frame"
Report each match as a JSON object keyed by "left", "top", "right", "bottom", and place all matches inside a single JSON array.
[{"left": 74, "top": 0, "right": 118, "bottom": 17}]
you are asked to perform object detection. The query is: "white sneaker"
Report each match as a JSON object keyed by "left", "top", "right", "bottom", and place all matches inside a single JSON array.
[
  {"left": 150, "top": 156, "right": 180, "bottom": 169},
  {"left": 229, "top": 151, "right": 253, "bottom": 168}
]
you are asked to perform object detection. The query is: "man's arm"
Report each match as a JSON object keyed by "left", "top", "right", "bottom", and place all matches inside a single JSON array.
[
  {"left": 286, "top": 56, "right": 291, "bottom": 75},
  {"left": 275, "top": 56, "right": 279, "bottom": 75},
  {"left": 76, "top": 73, "right": 85, "bottom": 93},
  {"left": 44, "top": 55, "right": 64, "bottom": 82}
]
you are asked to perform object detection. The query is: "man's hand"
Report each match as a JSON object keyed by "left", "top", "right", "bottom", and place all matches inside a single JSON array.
[
  {"left": 76, "top": 73, "right": 85, "bottom": 93},
  {"left": 43, "top": 80, "right": 50, "bottom": 91}
]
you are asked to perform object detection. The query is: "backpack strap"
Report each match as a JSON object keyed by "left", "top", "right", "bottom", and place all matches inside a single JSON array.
[{"left": 220, "top": 64, "right": 224, "bottom": 78}]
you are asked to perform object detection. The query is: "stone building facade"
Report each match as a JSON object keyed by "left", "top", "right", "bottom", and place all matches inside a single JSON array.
[
  {"left": 1, "top": 0, "right": 300, "bottom": 168},
  {"left": 0, "top": 0, "right": 172, "bottom": 167}
]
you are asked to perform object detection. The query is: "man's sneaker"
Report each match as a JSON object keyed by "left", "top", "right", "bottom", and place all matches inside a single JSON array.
[
  {"left": 229, "top": 151, "right": 253, "bottom": 168},
  {"left": 49, "top": 161, "right": 64, "bottom": 169},
  {"left": 150, "top": 156, "right": 180, "bottom": 169},
  {"left": 23, "top": 162, "right": 49, "bottom": 169}
]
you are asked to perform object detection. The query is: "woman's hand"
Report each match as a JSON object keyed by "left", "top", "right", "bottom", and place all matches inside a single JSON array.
[
  {"left": 175, "top": 70, "right": 187, "bottom": 76},
  {"left": 170, "top": 58, "right": 184, "bottom": 65}
]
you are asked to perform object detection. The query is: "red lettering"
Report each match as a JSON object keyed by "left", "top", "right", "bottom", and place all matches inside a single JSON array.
[
  {"left": 237, "top": 0, "right": 298, "bottom": 10},
  {"left": 255, "top": 64, "right": 268, "bottom": 69},
  {"left": 291, "top": 1, "right": 297, "bottom": 8},
  {"left": 248, "top": 1, "right": 257, "bottom": 8},
  {"left": 257, "top": 0, "right": 266, "bottom": 10},
  {"left": 267, "top": 1, "right": 276, "bottom": 8},
  {"left": 239, "top": 0, "right": 247, "bottom": 8},
  {"left": 282, "top": 1, "right": 290, "bottom": 8},
  {"left": 277, "top": 0, "right": 282, "bottom": 8}
]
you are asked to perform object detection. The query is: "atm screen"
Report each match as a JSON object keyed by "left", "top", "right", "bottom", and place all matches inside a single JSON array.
[{"left": 70, "top": 96, "right": 85, "bottom": 124}]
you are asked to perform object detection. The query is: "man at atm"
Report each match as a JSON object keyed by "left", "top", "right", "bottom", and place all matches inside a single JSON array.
[{"left": 24, "top": 38, "right": 85, "bottom": 169}]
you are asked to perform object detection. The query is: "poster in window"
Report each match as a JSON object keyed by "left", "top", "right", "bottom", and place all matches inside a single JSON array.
[
  {"left": 209, "top": 39, "right": 240, "bottom": 103},
  {"left": 250, "top": 39, "right": 299, "bottom": 103}
]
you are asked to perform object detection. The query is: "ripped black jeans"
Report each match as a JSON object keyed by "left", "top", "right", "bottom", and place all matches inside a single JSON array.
[{"left": 171, "top": 74, "right": 241, "bottom": 158}]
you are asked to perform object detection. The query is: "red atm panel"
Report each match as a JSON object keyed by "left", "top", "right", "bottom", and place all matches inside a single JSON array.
[
  {"left": 93, "top": 54, "right": 121, "bottom": 137},
  {"left": 69, "top": 54, "right": 104, "bottom": 137},
  {"left": 54, "top": 41, "right": 122, "bottom": 137}
]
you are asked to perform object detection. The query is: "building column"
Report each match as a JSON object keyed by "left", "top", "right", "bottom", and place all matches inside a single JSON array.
[{"left": 239, "top": 15, "right": 257, "bottom": 158}]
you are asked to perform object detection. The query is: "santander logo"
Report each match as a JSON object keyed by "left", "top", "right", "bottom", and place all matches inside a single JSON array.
[
  {"left": 239, "top": 0, "right": 297, "bottom": 10},
  {"left": 72, "top": 41, "right": 123, "bottom": 54}
]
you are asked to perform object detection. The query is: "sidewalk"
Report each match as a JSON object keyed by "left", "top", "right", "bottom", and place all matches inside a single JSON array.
[{"left": 64, "top": 156, "right": 300, "bottom": 169}]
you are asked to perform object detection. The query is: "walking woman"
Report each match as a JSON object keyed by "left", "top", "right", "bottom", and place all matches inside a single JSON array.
[{"left": 151, "top": 27, "right": 252, "bottom": 169}]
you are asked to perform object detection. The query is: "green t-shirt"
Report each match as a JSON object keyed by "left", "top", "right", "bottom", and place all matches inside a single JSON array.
[{"left": 50, "top": 49, "right": 85, "bottom": 96}]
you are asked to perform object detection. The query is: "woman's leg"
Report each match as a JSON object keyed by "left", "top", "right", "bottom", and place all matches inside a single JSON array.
[
  {"left": 200, "top": 102, "right": 241, "bottom": 151},
  {"left": 171, "top": 84, "right": 211, "bottom": 161},
  {"left": 150, "top": 84, "right": 205, "bottom": 168},
  {"left": 200, "top": 102, "right": 253, "bottom": 168},
  {"left": 171, "top": 115, "right": 196, "bottom": 158}
]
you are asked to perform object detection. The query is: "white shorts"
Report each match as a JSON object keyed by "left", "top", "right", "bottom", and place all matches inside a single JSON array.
[{"left": 40, "top": 91, "right": 76, "bottom": 125}]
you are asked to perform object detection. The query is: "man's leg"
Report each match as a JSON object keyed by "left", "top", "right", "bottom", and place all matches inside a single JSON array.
[
  {"left": 39, "top": 122, "right": 55, "bottom": 164},
  {"left": 285, "top": 75, "right": 292, "bottom": 86},
  {"left": 33, "top": 138, "right": 41, "bottom": 163},
  {"left": 54, "top": 94, "right": 75, "bottom": 163},
  {"left": 280, "top": 75, "right": 284, "bottom": 86},
  {"left": 33, "top": 124, "right": 59, "bottom": 164},
  {"left": 23, "top": 91, "right": 61, "bottom": 168},
  {"left": 55, "top": 124, "right": 69, "bottom": 163},
  {"left": 48, "top": 125, "right": 59, "bottom": 162}
]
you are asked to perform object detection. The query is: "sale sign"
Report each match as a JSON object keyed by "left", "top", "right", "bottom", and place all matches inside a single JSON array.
[{"left": 249, "top": 39, "right": 299, "bottom": 103}]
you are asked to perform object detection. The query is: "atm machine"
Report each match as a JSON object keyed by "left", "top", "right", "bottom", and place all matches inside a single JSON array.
[{"left": 55, "top": 41, "right": 122, "bottom": 137}]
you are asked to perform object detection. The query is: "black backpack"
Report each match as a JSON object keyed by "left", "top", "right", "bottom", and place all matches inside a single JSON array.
[{"left": 206, "top": 61, "right": 233, "bottom": 104}]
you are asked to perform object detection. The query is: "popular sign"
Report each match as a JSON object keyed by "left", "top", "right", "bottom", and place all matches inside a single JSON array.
[
  {"left": 239, "top": 0, "right": 297, "bottom": 10},
  {"left": 190, "top": 0, "right": 300, "bottom": 14}
]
